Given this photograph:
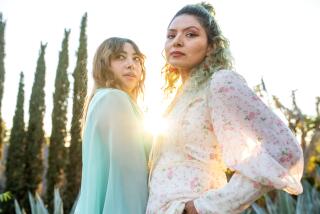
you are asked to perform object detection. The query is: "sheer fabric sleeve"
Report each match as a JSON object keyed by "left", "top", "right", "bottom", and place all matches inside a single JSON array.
[
  {"left": 97, "top": 90, "right": 148, "bottom": 214},
  {"left": 194, "top": 70, "right": 303, "bottom": 213}
]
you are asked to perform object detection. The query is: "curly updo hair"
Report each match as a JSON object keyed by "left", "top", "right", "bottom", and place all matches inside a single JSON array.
[{"left": 163, "top": 2, "right": 233, "bottom": 94}]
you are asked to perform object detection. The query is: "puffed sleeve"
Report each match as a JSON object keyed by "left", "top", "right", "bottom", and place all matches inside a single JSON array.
[
  {"left": 193, "top": 70, "right": 303, "bottom": 213},
  {"left": 99, "top": 90, "right": 149, "bottom": 214}
]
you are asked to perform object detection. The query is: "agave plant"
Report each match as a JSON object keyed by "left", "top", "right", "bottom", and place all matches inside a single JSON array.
[
  {"left": 14, "top": 188, "right": 64, "bottom": 214},
  {"left": 28, "top": 191, "right": 49, "bottom": 214},
  {"left": 242, "top": 180, "right": 320, "bottom": 214},
  {"left": 14, "top": 199, "right": 24, "bottom": 214},
  {"left": 53, "top": 188, "right": 63, "bottom": 214}
]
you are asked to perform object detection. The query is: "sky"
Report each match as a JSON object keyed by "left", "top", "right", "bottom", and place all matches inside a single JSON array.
[{"left": 0, "top": 0, "right": 320, "bottom": 135}]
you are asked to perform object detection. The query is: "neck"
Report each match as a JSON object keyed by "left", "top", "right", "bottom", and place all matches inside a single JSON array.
[
  {"left": 126, "top": 90, "right": 137, "bottom": 102},
  {"left": 180, "top": 69, "right": 190, "bottom": 83}
]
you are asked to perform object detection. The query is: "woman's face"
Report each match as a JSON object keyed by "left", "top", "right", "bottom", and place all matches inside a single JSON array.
[
  {"left": 165, "top": 14, "right": 211, "bottom": 72},
  {"left": 110, "top": 42, "right": 142, "bottom": 95}
]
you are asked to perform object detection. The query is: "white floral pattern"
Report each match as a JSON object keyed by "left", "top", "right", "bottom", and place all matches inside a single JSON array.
[{"left": 146, "top": 70, "right": 303, "bottom": 214}]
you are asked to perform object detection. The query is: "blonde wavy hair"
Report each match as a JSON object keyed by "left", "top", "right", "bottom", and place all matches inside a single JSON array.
[
  {"left": 81, "top": 37, "right": 146, "bottom": 134},
  {"left": 162, "top": 2, "right": 233, "bottom": 95}
]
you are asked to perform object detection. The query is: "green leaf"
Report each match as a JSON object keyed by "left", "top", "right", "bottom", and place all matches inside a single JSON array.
[
  {"left": 34, "top": 193, "right": 48, "bottom": 214},
  {"left": 53, "top": 188, "right": 63, "bottom": 214},
  {"left": 0, "top": 191, "right": 12, "bottom": 202},
  {"left": 276, "top": 191, "right": 296, "bottom": 214},
  {"left": 28, "top": 192, "right": 36, "bottom": 214},
  {"left": 264, "top": 194, "right": 277, "bottom": 214},
  {"left": 252, "top": 203, "right": 268, "bottom": 214},
  {"left": 14, "top": 199, "right": 22, "bottom": 214}
]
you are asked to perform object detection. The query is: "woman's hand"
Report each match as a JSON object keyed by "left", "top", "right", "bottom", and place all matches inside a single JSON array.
[{"left": 183, "top": 201, "right": 199, "bottom": 214}]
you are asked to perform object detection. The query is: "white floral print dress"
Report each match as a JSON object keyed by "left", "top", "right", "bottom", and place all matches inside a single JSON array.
[{"left": 146, "top": 70, "right": 303, "bottom": 214}]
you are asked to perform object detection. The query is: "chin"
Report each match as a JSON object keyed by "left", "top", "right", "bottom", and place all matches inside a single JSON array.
[
  {"left": 168, "top": 61, "right": 188, "bottom": 69},
  {"left": 123, "top": 86, "right": 135, "bottom": 93}
]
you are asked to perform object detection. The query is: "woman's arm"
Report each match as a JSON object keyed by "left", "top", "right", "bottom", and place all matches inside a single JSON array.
[
  {"left": 192, "top": 70, "right": 303, "bottom": 213},
  {"left": 97, "top": 90, "right": 148, "bottom": 214}
]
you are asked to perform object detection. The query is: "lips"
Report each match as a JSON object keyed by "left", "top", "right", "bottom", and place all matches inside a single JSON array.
[
  {"left": 170, "top": 51, "right": 185, "bottom": 57},
  {"left": 123, "top": 73, "right": 137, "bottom": 80}
]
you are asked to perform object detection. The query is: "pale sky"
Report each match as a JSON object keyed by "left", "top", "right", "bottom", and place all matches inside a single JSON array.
[{"left": 0, "top": 0, "right": 320, "bottom": 135}]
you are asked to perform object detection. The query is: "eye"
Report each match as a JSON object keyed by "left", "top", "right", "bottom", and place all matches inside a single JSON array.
[
  {"left": 166, "top": 33, "right": 175, "bottom": 39},
  {"left": 186, "top": 32, "right": 198, "bottom": 37},
  {"left": 133, "top": 56, "right": 142, "bottom": 62},
  {"left": 116, "top": 54, "right": 125, "bottom": 60}
]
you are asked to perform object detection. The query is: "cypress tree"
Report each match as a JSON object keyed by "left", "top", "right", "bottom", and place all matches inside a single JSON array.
[
  {"left": 64, "top": 13, "right": 88, "bottom": 212},
  {"left": 0, "top": 13, "right": 6, "bottom": 159},
  {"left": 23, "top": 43, "right": 46, "bottom": 210},
  {"left": 46, "top": 29, "right": 70, "bottom": 212},
  {"left": 4, "top": 72, "right": 25, "bottom": 213}
]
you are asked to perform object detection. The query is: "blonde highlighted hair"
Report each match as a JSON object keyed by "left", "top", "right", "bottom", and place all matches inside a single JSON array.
[
  {"left": 149, "top": 2, "right": 234, "bottom": 175},
  {"left": 162, "top": 2, "right": 233, "bottom": 95},
  {"left": 81, "top": 37, "right": 146, "bottom": 134}
]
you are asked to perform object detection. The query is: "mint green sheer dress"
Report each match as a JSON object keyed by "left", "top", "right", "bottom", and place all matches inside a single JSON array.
[{"left": 75, "top": 89, "right": 149, "bottom": 214}]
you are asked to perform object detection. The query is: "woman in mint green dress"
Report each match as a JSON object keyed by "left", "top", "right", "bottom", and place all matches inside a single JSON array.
[{"left": 75, "top": 37, "right": 149, "bottom": 214}]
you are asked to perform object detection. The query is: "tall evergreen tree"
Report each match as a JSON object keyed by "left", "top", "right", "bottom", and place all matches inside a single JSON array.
[
  {"left": 46, "top": 29, "right": 70, "bottom": 212},
  {"left": 64, "top": 13, "right": 88, "bottom": 212},
  {"left": 23, "top": 43, "right": 46, "bottom": 210},
  {"left": 4, "top": 72, "right": 25, "bottom": 213},
  {"left": 0, "top": 13, "right": 6, "bottom": 159}
]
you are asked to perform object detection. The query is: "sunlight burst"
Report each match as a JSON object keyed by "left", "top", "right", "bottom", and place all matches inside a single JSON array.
[{"left": 144, "top": 114, "right": 168, "bottom": 136}]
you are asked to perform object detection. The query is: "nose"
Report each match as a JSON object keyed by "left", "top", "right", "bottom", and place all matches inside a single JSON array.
[
  {"left": 173, "top": 34, "right": 183, "bottom": 47},
  {"left": 126, "top": 58, "right": 136, "bottom": 70}
]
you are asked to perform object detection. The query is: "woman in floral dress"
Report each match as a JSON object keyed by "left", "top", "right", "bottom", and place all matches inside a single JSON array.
[{"left": 147, "top": 3, "right": 303, "bottom": 214}]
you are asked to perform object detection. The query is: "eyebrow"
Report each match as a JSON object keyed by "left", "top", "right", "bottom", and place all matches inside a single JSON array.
[
  {"left": 167, "top": 26, "right": 200, "bottom": 32},
  {"left": 117, "top": 50, "right": 140, "bottom": 57}
]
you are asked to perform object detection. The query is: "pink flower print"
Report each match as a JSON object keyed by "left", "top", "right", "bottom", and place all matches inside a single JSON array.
[
  {"left": 218, "top": 86, "right": 234, "bottom": 93},
  {"left": 195, "top": 98, "right": 204, "bottom": 102},
  {"left": 245, "top": 112, "right": 256, "bottom": 121},
  {"left": 260, "top": 117, "right": 267, "bottom": 122},
  {"left": 275, "top": 119, "right": 283, "bottom": 127},
  {"left": 207, "top": 122, "right": 214, "bottom": 132},
  {"left": 252, "top": 181, "right": 260, "bottom": 189},
  {"left": 167, "top": 168, "right": 173, "bottom": 180},
  {"left": 218, "top": 87, "right": 226, "bottom": 93},
  {"left": 279, "top": 172, "right": 287, "bottom": 179},
  {"left": 252, "top": 96, "right": 260, "bottom": 101},
  {"left": 203, "top": 120, "right": 214, "bottom": 132},
  {"left": 267, "top": 181, "right": 274, "bottom": 188},
  {"left": 223, "top": 122, "right": 234, "bottom": 131},
  {"left": 190, "top": 177, "right": 199, "bottom": 190},
  {"left": 280, "top": 151, "right": 293, "bottom": 164},
  {"left": 187, "top": 154, "right": 194, "bottom": 160},
  {"left": 210, "top": 153, "right": 217, "bottom": 160}
]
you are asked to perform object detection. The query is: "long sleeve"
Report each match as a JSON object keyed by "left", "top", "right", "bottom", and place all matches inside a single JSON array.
[
  {"left": 98, "top": 90, "right": 148, "bottom": 214},
  {"left": 194, "top": 70, "right": 303, "bottom": 213},
  {"left": 75, "top": 89, "right": 148, "bottom": 214}
]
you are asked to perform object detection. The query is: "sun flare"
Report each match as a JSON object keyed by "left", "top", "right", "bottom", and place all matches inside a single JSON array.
[{"left": 143, "top": 113, "right": 168, "bottom": 136}]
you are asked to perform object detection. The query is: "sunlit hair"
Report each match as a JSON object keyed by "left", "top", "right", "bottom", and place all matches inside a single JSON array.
[
  {"left": 81, "top": 37, "right": 146, "bottom": 135},
  {"left": 163, "top": 2, "right": 233, "bottom": 94}
]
